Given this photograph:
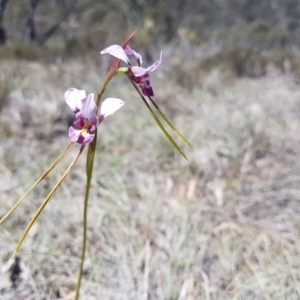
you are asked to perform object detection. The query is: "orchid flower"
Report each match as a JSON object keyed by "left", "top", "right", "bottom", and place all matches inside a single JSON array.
[
  {"left": 100, "top": 43, "right": 193, "bottom": 160},
  {"left": 101, "top": 44, "right": 163, "bottom": 97},
  {"left": 65, "top": 88, "right": 125, "bottom": 144}
]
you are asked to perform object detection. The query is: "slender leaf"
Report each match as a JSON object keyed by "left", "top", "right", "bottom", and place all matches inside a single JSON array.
[
  {"left": 0, "top": 142, "right": 73, "bottom": 225},
  {"left": 128, "top": 77, "right": 189, "bottom": 160},
  {"left": 13, "top": 145, "right": 84, "bottom": 257},
  {"left": 148, "top": 96, "right": 194, "bottom": 149},
  {"left": 142, "top": 97, "right": 188, "bottom": 160}
]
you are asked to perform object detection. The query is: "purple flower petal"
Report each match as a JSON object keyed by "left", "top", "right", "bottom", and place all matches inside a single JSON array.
[
  {"left": 73, "top": 118, "right": 97, "bottom": 132},
  {"left": 131, "top": 66, "right": 148, "bottom": 77},
  {"left": 73, "top": 118, "right": 85, "bottom": 129},
  {"left": 76, "top": 93, "right": 99, "bottom": 128},
  {"left": 130, "top": 53, "right": 163, "bottom": 97},
  {"left": 65, "top": 88, "right": 86, "bottom": 113},
  {"left": 65, "top": 88, "right": 125, "bottom": 144},
  {"left": 101, "top": 43, "right": 163, "bottom": 97},
  {"left": 146, "top": 52, "right": 163, "bottom": 73},
  {"left": 100, "top": 45, "right": 131, "bottom": 67},
  {"left": 141, "top": 85, "right": 154, "bottom": 97},
  {"left": 68, "top": 127, "right": 95, "bottom": 145},
  {"left": 124, "top": 46, "right": 143, "bottom": 66},
  {"left": 129, "top": 70, "right": 154, "bottom": 96}
]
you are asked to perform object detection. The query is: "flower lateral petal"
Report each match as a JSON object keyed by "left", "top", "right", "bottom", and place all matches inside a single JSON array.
[
  {"left": 146, "top": 52, "right": 163, "bottom": 73},
  {"left": 100, "top": 45, "right": 131, "bottom": 67},
  {"left": 100, "top": 98, "right": 126, "bottom": 120},
  {"left": 124, "top": 46, "right": 143, "bottom": 66},
  {"left": 131, "top": 66, "right": 148, "bottom": 77}
]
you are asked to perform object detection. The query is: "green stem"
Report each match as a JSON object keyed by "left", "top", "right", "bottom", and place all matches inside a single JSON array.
[
  {"left": 75, "top": 60, "right": 117, "bottom": 299},
  {"left": 75, "top": 131, "right": 98, "bottom": 300},
  {"left": 96, "top": 69, "right": 115, "bottom": 108}
]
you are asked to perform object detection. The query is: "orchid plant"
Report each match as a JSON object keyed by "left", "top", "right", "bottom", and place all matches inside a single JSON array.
[{"left": 0, "top": 30, "right": 192, "bottom": 299}]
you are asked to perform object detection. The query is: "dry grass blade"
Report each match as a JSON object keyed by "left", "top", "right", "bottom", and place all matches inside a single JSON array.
[
  {"left": 0, "top": 142, "right": 74, "bottom": 225},
  {"left": 13, "top": 145, "right": 85, "bottom": 257}
]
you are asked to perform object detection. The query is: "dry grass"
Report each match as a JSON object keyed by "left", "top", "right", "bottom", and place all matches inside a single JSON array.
[{"left": 1, "top": 57, "right": 300, "bottom": 299}]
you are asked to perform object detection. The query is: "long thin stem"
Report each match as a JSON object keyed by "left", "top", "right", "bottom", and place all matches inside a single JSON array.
[
  {"left": 96, "top": 70, "right": 115, "bottom": 108},
  {"left": 13, "top": 144, "right": 84, "bottom": 257},
  {"left": 75, "top": 62, "right": 112, "bottom": 300},
  {"left": 0, "top": 142, "right": 74, "bottom": 225},
  {"left": 74, "top": 31, "right": 139, "bottom": 298},
  {"left": 75, "top": 131, "right": 97, "bottom": 300}
]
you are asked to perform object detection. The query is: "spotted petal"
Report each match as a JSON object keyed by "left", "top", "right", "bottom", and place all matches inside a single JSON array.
[
  {"left": 76, "top": 93, "right": 98, "bottom": 127},
  {"left": 68, "top": 127, "right": 95, "bottom": 145}
]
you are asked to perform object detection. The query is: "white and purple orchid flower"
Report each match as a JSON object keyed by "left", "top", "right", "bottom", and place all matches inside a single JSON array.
[
  {"left": 100, "top": 45, "right": 163, "bottom": 97},
  {"left": 65, "top": 88, "right": 125, "bottom": 144}
]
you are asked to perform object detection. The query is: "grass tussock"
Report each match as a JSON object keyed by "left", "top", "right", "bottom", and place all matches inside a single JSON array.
[{"left": 1, "top": 58, "right": 300, "bottom": 299}]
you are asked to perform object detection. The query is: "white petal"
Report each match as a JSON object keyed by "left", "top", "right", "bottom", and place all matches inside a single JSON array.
[
  {"left": 65, "top": 88, "right": 86, "bottom": 113},
  {"left": 131, "top": 66, "right": 148, "bottom": 77},
  {"left": 100, "top": 98, "right": 125, "bottom": 118},
  {"left": 100, "top": 45, "right": 131, "bottom": 66}
]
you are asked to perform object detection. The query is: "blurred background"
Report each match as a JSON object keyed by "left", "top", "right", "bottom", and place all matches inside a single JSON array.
[
  {"left": 1, "top": 0, "right": 300, "bottom": 76},
  {"left": 1, "top": 0, "right": 300, "bottom": 299}
]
